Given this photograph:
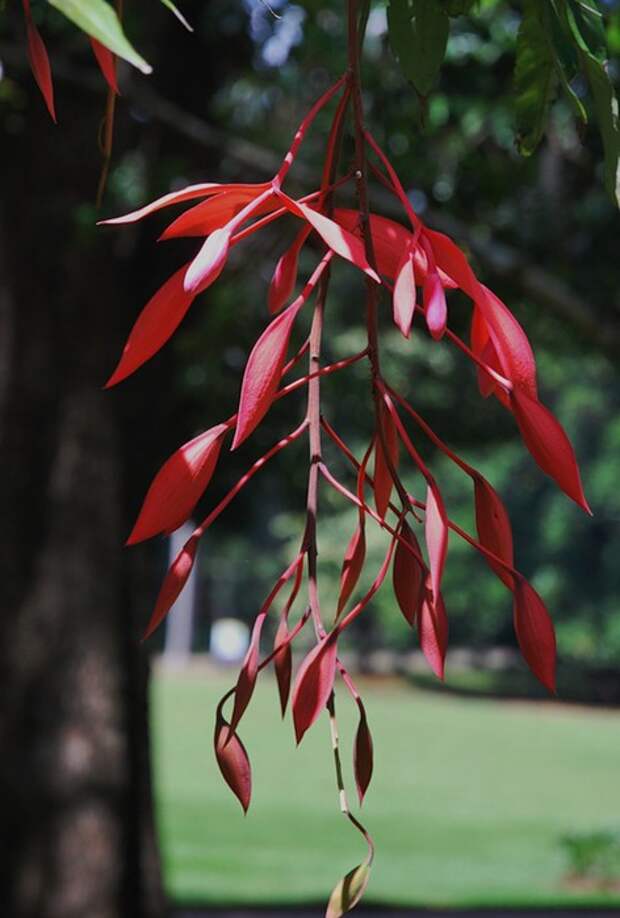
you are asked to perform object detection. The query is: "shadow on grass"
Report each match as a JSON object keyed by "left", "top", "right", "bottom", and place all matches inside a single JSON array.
[{"left": 171, "top": 903, "right": 620, "bottom": 917}]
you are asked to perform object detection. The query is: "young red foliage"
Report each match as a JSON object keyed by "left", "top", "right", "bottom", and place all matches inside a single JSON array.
[
  {"left": 291, "top": 634, "right": 338, "bottom": 744},
  {"left": 337, "top": 523, "right": 366, "bottom": 615},
  {"left": 373, "top": 407, "right": 399, "bottom": 520},
  {"left": 418, "top": 582, "right": 449, "bottom": 680},
  {"left": 513, "top": 578, "right": 557, "bottom": 693},
  {"left": 424, "top": 482, "right": 448, "bottom": 603},
  {"left": 90, "top": 38, "right": 119, "bottom": 94},
  {"left": 392, "top": 521, "right": 425, "bottom": 626},
  {"left": 354, "top": 708, "right": 373, "bottom": 804},
  {"left": 268, "top": 227, "right": 311, "bottom": 315},
  {"left": 473, "top": 476, "right": 514, "bottom": 588},
  {"left": 127, "top": 423, "right": 228, "bottom": 545},
  {"left": 143, "top": 534, "right": 199, "bottom": 640},
  {"left": 392, "top": 251, "right": 416, "bottom": 338},
  {"left": 423, "top": 273, "right": 447, "bottom": 341},
  {"left": 22, "top": 0, "right": 56, "bottom": 122},
  {"left": 214, "top": 713, "right": 252, "bottom": 814}
]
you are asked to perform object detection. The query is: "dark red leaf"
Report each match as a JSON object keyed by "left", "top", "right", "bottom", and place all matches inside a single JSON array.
[
  {"left": 127, "top": 423, "right": 228, "bottom": 545},
  {"left": 274, "top": 614, "right": 292, "bottom": 717},
  {"left": 268, "top": 227, "right": 310, "bottom": 314},
  {"left": 418, "top": 582, "right": 448, "bottom": 679},
  {"left": 424, "top": 482, "right": 448, "bottom": 603},
  {"left": 184, "top": 227, "right": 231, "bottom": 294},
  {"left": 106, "top": 265, "right": 194, "bottom": 387},
  {"left": 424, "top": 273, "right": 447, "bottom": 341},
  {"left": 143, "top": 534, "right": 199, "bottom": 640},
  {"left": 337, "top": 524, "right": 366, "bottom": 615},
  {"left": 292, "top": 635, "right": 338, "bottom": 744},
  {"left": 392, "top": 521, "right": 425, "bottom": 626},
  {"left": 373, "top": 408, "right": 399, "bottom": 520},
  {"left": 232, "top": 298, "right": 305, "bottom": 449},
  {"left": 23, "top": 0, "right": 56, "bottom": 123},
  {"left": 474, "top": 476, "right": 514, "bottom": 588},
  {"left": 392, "top": 252, "right": 416, "bottom": 338},
  {"left": 90, "top": 37, "right": 118, "bottom": 94},
  {"left": 214, "top": 713, "right": 252, "bottom": 813},
  {"left": 513, "top": 578, "right": 556, "bottom": 693},
  {"left": 229, "top": 615, "right": 265, "bottom": 734},
  {"left": 354, "top": 708, "right": 373, "bottom": 804},
  {"left": 511, "top": 388, "right": 590, "bottom": 513}
]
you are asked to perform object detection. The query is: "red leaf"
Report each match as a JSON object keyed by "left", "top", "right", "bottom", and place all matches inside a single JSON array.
[
  {"left": 279, "top": 195, "right": 380, "bottom": 282},
  {"left": 392, "top": 252, "right": 416, "bottom": 338},
  {"left": 513, "top": 578, "right": 556, "bottom": 693},
  {"left": 373, "top": 408, "right": 399, "bottom": 520},
  {"left": 511, "top": 388, "right": 590, "bottom": 513},
  {"left": 424, "top": 273, "right": 447, "bottom": 341},
  {"left": 274, "top": 614, "right": 292, "bottom": 716},
  {"left": 229, "top": 615, "right": 265, "bottom": 734},
  {"left": 354, "top": 708, "right": 373, "bottom": 804},
  {"left": 106, "top": 265, "right": 194, "bottom": 386},
  {"left": 90, "top": 37, "right": 119, "bottom": 94},
  {"left": 143, "top": 534, "right": 199, "bottom": 640},
  {"left": 127, "top": 424, "right": 228, "bottom": 545},
  {"left": 337, "top": 524, "right": 366, "bottom": 615},
  {"left": 474, "top": 476, "right": 514, "bottom": 588},
  {"left": 268, "top": 227, "right": 310, "bottom": 314},
  {"left": 184, "top": 227, "right": 231, "bottom": 295},
  {"left": 214, "top": 714, "right": 252, "bottom": 813},
  {"left": 232, "top": 298, "right": 305, "bottom": 449},
  {"left": 160, "top": 190, "right": 277, "bottom": 241},
  {"left": 418, "top": 583, "right": 448, "bottom": 679},
  {"left": 392, "top": 521, "right": 425, "bottom": 626},
  {"left": 100, "top": 182, "right": 266, "bottom": 226},
  {"left": 333, "top": 210, "right": 456, "bottom": 287},
  {"left": 291, "top": 635, "right": 338, "bottom": 744},
  {"left": 424, "top": 482, "right": 448, "bottom": 602},
  {"left": 23, "top": 0, "right": 56, "bottom": 123}
]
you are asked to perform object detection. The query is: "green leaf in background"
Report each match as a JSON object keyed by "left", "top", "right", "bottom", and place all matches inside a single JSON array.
[
  {"left": 440, "top": 0, "right": 477, "bottom": 16},
  {"left": 48, "top": 0, "right": 152, "bottom": 74},
  {"left": 387, "top": 0, "right": 449, "bottom": 96},
  {"left": 556, "top": 0, "right": 620, "bottom": 206},
  {"left": 514, "top": 0, "right": 558, "bottom": 155},
  {"left": 159, "top": 0, "right": 193, "bottom": 33}
]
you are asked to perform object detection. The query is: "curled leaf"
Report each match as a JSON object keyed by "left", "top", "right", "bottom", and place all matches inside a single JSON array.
[
  {"left": 106, "top": 264, "right": 194, "bottom": 387},
  {"left": 184, "top": 227, "right": 232, "bottom": 295},
  {"left": 337, "top": 524, "right": 366, "bottom": 615},
  {"left": 513, "top": 578, "right": 556, "bottom": 693},
  {"left": 232, "top": 298, "right": 305, "bottom": 449},
  {"left": 214, "top": 713, "right": 252, "bottom": 813},
  {"left": 292, "top": 635, "right": 338, "bottom": 744},
  {"left": 474, "top": 476, "right": 514, "bottom": 588},
  {"left": 354, "top": 708, "right": 374, "bottom": 804},
  {"left": 392, "top": 521, "right": 425, "bottom": 626},
  {"left": 143, "top": 534, "right": 199, "bottom": 640},
  {"left": 326, "top": 863, "right": 371, "bottom": 918},
  {"left": 511, "top": 388, "right": 590, "bottom": 513},
  {"left": 127, "top": 424, "right": 228, "bottom": 545}
]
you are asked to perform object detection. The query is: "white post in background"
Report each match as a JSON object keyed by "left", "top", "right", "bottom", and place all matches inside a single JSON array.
[{"left": 162, "top": 522, "right": 198, "bottom": 669}]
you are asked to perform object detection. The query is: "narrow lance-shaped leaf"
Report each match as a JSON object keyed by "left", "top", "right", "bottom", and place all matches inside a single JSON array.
[
  {"left": 354, "top": 705, "right": 374, "bottom": 804},
  {"left": 511, "top": 388, "right": 590, "bottom": 513},
  {"left": 232, "top": 298, "right": 305, "bottom": 449},
  {"left": 392, "top": 521, "right": 425, "bottom": 626},
  {"left": 127, "top": 424, "right": 228, "bottom": 545},
  {"left": 513, "top": 578, "right": 556, "bottom": 693},
  {"left": 337, "top": 523, "right": 366, "bottom": 615},
  {"left": 474, "top": 476, "right": 514, "bottom": 588},
  {"left": 424, "top": 272, "right": 447, "bottom": 340},
  {"left": 326, "top": 863, "right": 371, "bottom": 918},
  {"left": 184, "top": 226, "right": 232, "bottom": 295},
  {"left": 291, "top": 635, "right": 338, "bottom": 744},
  {"left": 90, "top": 37, "right": 119, "bottom": 94},
  {"left": 229, "top": 614, "right": 265, "bottom": 735},
  {"left": 160, "top": 189, "right": 270, "bottom": 241},
  {"left": 392, "top": 250, "right": 416, "bottom": 338},
  {"left": 23, "top": 0, "right": 56, "bottom": 122},
  {"left": 143, "top": 534, "right": 199, "bottom": 640},
  {"left": 48, "top": 0, "right": 152, "bottom": 74},
  {"left": 418, "top": 579, "right": 449, "bottom": 679},
  {"left": 424, "top": 481, "right": 448, "bottom": 602},
  {"left": 105, "top": 264, "right": 194, "bottom": 387},
  {"left": 268, "top": 227, "right": 310, "bottom": 315},
  {"left": 373, "top": 407, "right": 399, "bottom": 520},
  {"left": 214, "top": 711, "right": 252, "bottom": 813},
  {"left": 100, "top": 182, "right": 265, "bottom": 225},
  {"left": 159, "top": 0, "right": 193, "bottom": 32}
]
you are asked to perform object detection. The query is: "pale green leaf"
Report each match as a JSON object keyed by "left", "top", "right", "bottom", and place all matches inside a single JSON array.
[
  {"left": 325, "top": 863, "right": 370, "bottom": 918},
  {"left": 48, "top": 0, "right": 152, "bottom": 74},
  {"left": 159, "top": 0, "right": 193, "bottom": 32}
]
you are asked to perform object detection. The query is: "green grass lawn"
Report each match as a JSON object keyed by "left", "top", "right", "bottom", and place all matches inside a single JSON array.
[{"left": 151, "top": 666, "right": 620, "bottom": 908}]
